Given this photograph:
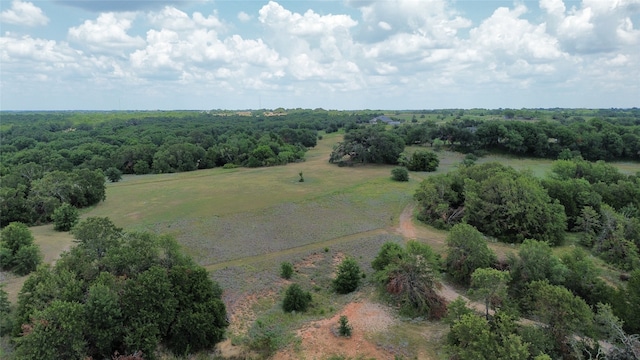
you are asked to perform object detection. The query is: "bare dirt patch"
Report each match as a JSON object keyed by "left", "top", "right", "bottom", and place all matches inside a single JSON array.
[
  {"left": 274, "top": 300, "right": 399, "bottom": 360},
  {"left": 397, "top": 203, "right": 417, "bottom": 240},
  {"left": 295, "top": 253, "right": 324, "bottom": 270}
]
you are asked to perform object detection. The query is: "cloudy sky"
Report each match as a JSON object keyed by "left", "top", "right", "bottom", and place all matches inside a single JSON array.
[{"left": 1, "top": 0, "right": 639, "bottom": 110}]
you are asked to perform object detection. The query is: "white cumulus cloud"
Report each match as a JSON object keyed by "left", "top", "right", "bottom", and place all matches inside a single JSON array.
[
  {"left": 0, "top": 0, "right": 49, "bottom": 27},
  {"left": 258, "top": 1, "right": 357, "bottom": 36},
  {"left": 68, "top": 13, "right": 145, "bottom": 54},
  {"left": 542, "top": 0, "right": 640, "bottom": 53}
]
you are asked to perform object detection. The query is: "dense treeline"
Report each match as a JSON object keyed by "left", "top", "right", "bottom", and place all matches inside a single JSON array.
[
  {"left": 411, "top": 157, "right": 640, "bottom": 358},
  {"left": 3, "top": 108, "right": 638, "bottom": 227},
  {"left": 415, "top": 159, "right": 640, "bottom": 268},
  {"left": 4, "top": 217, "right": 228, "bottom": 359},
  {"left": 393, "top": 114, "right": 640, "bottom": 161},
  {"left": 0, "top": 110, "right": 358, "bottom": 226}
]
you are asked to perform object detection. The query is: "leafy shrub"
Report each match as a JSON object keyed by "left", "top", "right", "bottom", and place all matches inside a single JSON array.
[
  {"left": 280, "top": 262, "right": 294, "bottom": 280},
  {"left": 406, "top": 150, "right": 439, "bottom": 172},
  {"left": 391, "top": 167, "right": 409, "bottom": 182},
  {"left": 52, "top": 203, "right": 79, "bottom": 231},
  {"left": 333, "top": 257, "right": 362, "bottom": 294},
  {"left": 105, "top": 167, "right": 123, "bottom": 182},
  {"left": 282, "top": 283, "right": 312, "bottom": 313}
]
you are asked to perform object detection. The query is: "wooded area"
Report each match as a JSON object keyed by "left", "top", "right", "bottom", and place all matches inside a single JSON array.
[{"left": 1, "top": 108, "right": 639, "bottom": 359}]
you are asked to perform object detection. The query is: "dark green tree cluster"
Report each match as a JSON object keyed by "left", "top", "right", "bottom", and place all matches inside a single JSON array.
[
  {"left": 392, "top": 110, "right": 640, "bottom": 161},
  {"left": 0, "top": 222, "right": 41, "bottom": 276},
  {"left": 446, "top": 245, "right": 640, "bottom": 359},
  {"left": 372, "top": 241, "right": 446, "bottom": 318},
  {"left": 415, "top": 163, "right": 566, "bottom": 245},
  {"left": 10, "top": 217, "right": 228, "bottom": 359},
  {"left": 542, "top": 157, "right": 640, "bottom": 270},
  {"left": 329, "top": 126, "right": 405, "bottom": 166},
  {"left": 0, "top": 167, "right": 105, "bottom": 226}
]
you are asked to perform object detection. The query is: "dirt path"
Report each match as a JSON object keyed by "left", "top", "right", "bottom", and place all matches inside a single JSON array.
[{"left": 396, "top": 203, "right": 488, "bottom": 314}]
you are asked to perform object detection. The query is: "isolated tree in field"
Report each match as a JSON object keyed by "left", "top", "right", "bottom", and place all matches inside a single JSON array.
[
  {"left": 406, "top": 150, "right": 439, "bottom": 172},
  {"left": 329, "top": 127, "right": 405, "bottom": 165},
  {"left": 445, "top": 224, "right": 496, "bottom": 285},
  {"left": 391, "top": 167, "right": 409, "bottom": 181},
  {"left": 282, "top": 283, "right": 312, "bottom": 312},
  {"left": 52, "top": 203, "right": 79, "bottom": 231},
  {"left": 280, "top": 261, "right": 294, "bottom": 279},
  {"left": 0, "top": 221, "right": 41, "bottom": 275},
  {"left": 470, "top": 268, "right": 510, "bottom": 319},
  {"left": 105, "top": 167, "right": 122, "bottom": 182},
  {"left": 334, "top": 257, "right": 362, "bottom": 294}
]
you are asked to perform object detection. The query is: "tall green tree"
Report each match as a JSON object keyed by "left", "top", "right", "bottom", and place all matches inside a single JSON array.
[
  {"left": 329, "top": 127, "right": 405, "bottom": 165},
  {"left": 470, "top": 268, "right": 510, "bottom": 319},
  {"left": 528, "top": 280, "right": 594, "bottom": 357},
  {"left": 445, "top": 224, "right": 496, "bottom": 285}
]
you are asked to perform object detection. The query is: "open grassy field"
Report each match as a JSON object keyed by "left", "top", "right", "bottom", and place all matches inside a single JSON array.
[{"left": 3, "top": 132, "right": 636, "bottom": 358}]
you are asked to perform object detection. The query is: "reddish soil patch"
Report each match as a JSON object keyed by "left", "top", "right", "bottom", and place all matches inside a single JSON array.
[
  {"left": 295, "top": 252, "right": 324, "bottom": 270},
  {"left": 274, "top": 301, "right": 398, "bottom": 359},
  {"left": 398, "top": 203, "right": 417, "bottom": 239}
]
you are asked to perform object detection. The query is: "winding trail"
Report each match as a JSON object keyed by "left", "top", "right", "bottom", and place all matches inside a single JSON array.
[{"left": 396, "top": 202, "right": 487, "bottom": 314}]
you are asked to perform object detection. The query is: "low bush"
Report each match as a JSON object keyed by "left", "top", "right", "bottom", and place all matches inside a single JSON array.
[
  {"left": 280, "top": 262, "right": 294, "bottom": 279},
  {"left": 282, "top": 283, "right": 312, "bottom": 313}
]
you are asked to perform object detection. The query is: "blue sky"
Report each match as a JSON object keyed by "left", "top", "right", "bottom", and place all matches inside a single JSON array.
[{"left": 1, "top": 0, "right": 639, "bottom": 110}]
